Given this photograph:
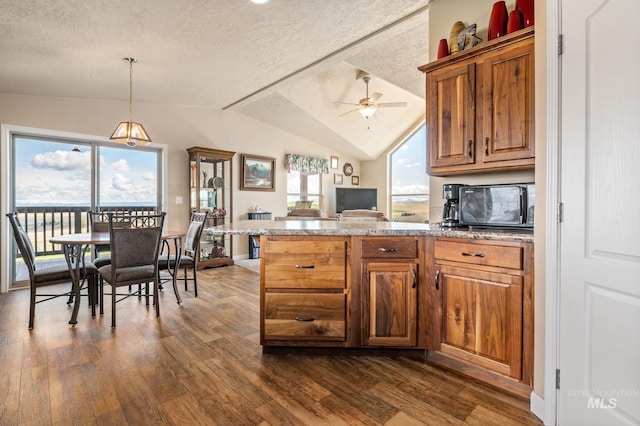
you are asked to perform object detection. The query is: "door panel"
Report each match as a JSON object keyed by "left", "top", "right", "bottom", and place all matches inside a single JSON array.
[{"left": 560, "top": 0, "right": 640, "bottom": 423}]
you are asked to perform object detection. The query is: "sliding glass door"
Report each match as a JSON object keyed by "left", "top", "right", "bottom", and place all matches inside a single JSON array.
[{"left": 8, "top": 133, "right": 162, "bottom": 288}]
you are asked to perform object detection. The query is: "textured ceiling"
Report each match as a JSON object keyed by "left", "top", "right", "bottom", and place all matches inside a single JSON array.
[{"left": 0, "top": 0, "right": 430, "bottom": 160}]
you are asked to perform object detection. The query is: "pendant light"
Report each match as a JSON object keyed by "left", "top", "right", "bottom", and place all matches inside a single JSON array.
[{"left": 110, "top": 57, "right": 151, "bottom": 147}]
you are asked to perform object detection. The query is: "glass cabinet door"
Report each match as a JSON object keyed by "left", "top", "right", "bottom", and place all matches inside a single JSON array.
[{"left": 188, "top": 147, "right": 235, "bottom": 268}]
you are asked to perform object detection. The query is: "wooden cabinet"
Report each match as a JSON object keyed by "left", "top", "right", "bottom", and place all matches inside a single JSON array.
[
  {"left": 187, "top": 147, "right": 235, "bottom": 269},
  {"left": 419, "top": 27, "right": 535, "bottom": 176},
  {"left": 261, "top": 236, "right": 349, "bottom": 346},
  {"left": 428, "top": 237, "right": 534, "bottom": 394},
  {"left": 358, "top": 237, "right": 420, "bottom": 347}
]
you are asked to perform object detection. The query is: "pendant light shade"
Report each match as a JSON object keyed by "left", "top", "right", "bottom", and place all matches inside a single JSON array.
[{"left": 110, "top": 57, "right": 151, "bottom": 146}]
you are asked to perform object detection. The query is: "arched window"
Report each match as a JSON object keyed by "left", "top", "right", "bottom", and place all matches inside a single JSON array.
[{"left": 390, "top": 124, "right": 429, "bottom": 223}]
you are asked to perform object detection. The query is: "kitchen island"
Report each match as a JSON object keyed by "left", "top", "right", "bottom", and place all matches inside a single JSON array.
[{"left": 210, "top": 220, "right": 534, "bottom": 397}]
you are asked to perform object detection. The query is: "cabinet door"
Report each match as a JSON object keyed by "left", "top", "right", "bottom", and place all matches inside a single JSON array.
[
  {"left": 438, "top": 266, "right": 523, "bottom": 379},
  {"left": 477, "top": 38, "right": 535, "bottom": 164},
  {"left": 426, "top": 62, "right": 476, "bottom": 171},
  {"left": 363, "top": 262, "right": 417, "bottom": 347}
]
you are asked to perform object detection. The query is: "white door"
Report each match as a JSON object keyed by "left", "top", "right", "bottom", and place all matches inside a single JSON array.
[{"left": 559, "top": 0, "right": 640, "bottom": 424}]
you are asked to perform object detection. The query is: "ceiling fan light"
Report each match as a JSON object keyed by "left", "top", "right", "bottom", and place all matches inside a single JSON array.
[{"left": 359, "top": 104, "right": 377, "bottom": 118}]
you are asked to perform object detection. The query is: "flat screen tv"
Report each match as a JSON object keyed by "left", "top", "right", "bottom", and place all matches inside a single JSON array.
[{"left": 336, "top": 188, "right": 377, "bottom": 213}]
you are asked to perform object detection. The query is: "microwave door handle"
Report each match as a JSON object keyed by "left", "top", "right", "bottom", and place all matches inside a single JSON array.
[{"left": 520, "top": 187, "right": 526, "bottom": 223}]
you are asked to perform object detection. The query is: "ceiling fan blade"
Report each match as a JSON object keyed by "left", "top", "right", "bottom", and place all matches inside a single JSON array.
[
  {"left": 369, "top": 92, "right": 383, "bottom": 102},
  {"left": 377, "top": 102, "right": 407, "bottom": 108},
  {"left": 333, "top": 101, "right": 359, "bottom": 106},
  {"left": 338, "top": 108, "right": 358, "bottom": 117}
]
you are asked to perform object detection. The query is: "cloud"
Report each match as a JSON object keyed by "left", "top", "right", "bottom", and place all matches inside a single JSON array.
[
  {"left": 112, "top": 159, "right": 129, "bottom": 172},
  {"left": 142, "top": 172, "right": 154, "bottom": 181},
  {"left": 112, "top": 173, "right": 134, "bottom": 191},
  {"left": 31, "top": 150, "right": 91, "bottom": 171},
  {"left": 404, "top": 162, "right": 422, "bottom": 168}
]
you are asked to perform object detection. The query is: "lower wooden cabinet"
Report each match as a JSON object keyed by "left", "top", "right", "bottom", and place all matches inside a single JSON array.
[
  {"left": 260, "top": 236, "right": 349, "bottom": 346},
  {"left": 259, "top": 234, "right": 534, "bottom": 395},
  {"left": 362, "top": 262, "right": 417, "bottom": 347},
  {"left": 429, "top": 237, "right": 534, "bottom": 392}
]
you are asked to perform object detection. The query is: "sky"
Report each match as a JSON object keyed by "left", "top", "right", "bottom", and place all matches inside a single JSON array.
[
  {"left": 14, "top": 137, "right": 158, "bottom": 206},
  {"left": 391, "top": 124, "right": 429, "bottom": 197}
]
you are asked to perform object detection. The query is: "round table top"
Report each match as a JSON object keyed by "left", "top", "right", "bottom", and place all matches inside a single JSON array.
[{"left": 49, "top": 230, "right": 184, "bottom": 245}]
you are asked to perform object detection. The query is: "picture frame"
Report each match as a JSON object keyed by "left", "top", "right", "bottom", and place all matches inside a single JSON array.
[
  {"left": 334, "top": 173, "right": 343, "bottom": 185},
  {"left": 240, "top": 154, "right": 275, "bottom": 191},
  {"left": 457, "top": 24, "right": 482, "bottom": 51},
  {"left": 330, "top": 156, "right": 339, "bottom": 169},
  {"left": 351, "top": 175, "right": 359, "bottom": 185}
]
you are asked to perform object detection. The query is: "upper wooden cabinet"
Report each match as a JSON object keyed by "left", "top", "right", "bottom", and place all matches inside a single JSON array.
[{"left": 419, "top": 27, "right": 535, "bottom": 176}]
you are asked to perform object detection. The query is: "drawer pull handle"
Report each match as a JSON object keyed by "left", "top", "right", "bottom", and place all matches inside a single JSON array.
[
  {"left": 377, "top": 247, "right": 399, "bottom": 253},
  {"left": 468, "top": 140, "right": 473, "bottom": 158},
  {"left": 295, "top": 317, "right": 315, "bottom": 322},
  {"left": 295, "top": 264, "right": 315, "bottom": 269},
  {"left": 461, "top": 252, "right": 485, "bottom": 258},
  {"left": 435, "top": 270, "right": 440, "bottom": 290},
  {"left": 412, "top": 269, "right": 417, "bottom": 289},
  {"left": 485, "top": 137, "right": 490, "bottom": 156}
]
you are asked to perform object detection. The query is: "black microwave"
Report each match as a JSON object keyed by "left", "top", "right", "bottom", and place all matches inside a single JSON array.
[{"left": 459, "top": 183, "right": 535, "bottom": 230}]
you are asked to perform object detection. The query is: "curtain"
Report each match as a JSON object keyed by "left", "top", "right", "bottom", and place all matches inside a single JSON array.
[{"left": 286, "top": 154, "right": 329, "bottom": 174}]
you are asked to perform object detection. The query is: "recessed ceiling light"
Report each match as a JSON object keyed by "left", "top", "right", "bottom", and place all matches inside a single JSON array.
[{"left": 251, "top": 0, "right": 269, "bottom": 4}]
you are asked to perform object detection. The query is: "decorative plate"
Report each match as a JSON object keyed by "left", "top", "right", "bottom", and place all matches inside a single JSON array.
[{"left": 343, "top": 163, "right": 353, "bottom": 176}]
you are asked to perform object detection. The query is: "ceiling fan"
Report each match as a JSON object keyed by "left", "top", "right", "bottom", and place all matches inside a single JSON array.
[{"left": 334, "top": 70, "right": 407, "bottom": 120}]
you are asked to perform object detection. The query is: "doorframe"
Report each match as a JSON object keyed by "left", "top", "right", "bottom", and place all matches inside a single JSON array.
[
  {"left": 544, "top": 0, "right": 561, "bottom": 424},
  {"left": 1, "top": 124, "right": 169, "bottom": 293}
]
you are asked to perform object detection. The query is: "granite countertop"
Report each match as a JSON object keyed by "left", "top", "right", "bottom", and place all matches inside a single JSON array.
[{"left": 207, "top": 220, "right": 534, "bottom": 243}]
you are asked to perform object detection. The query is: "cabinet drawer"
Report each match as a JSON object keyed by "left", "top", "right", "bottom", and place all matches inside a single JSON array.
[
  {"left": 435, "top": 240, "right": 522, "bottom": 270},
  {"left": 264, "top": 293, "right": 346, "bottom": 341},
  {"left": 263, "top": 239, "right": 346, "bottom": 289},
  {"left": 361, "top": 238, "right": 417, "bottom": 259}
]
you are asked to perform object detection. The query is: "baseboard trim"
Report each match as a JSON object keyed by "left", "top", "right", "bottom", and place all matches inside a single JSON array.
[{"left": 530, "top": 391, "right": 544, "bottom": 422}]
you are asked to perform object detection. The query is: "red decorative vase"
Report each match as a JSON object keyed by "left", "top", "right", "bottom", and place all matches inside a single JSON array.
[
  {"left": 437, "top": 38, "right": 449, "bottom": 59},
  {"left": 488, "top": 1, "right": 508, "bottom": 40},
  {"left": 516, "top": 0, "right": 534, "bottom": 27},
  {"left": 507, "top": 10, "right": 523, "bottom": 34}
]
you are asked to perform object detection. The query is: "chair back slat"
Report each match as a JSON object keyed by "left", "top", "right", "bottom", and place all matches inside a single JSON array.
[
  {"left": 184, "top": 212, "right": 207, "bottom": 256},
  {"left": 108, "top": 212, "right": 165, "bottom": 269},
  {"left": 6, "top": 212, "right": 37, "bottom": 275}
]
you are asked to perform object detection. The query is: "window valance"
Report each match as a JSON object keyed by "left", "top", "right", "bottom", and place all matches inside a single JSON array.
[{"left": 286, "top": 154, "right": 329, "bottom": 174}]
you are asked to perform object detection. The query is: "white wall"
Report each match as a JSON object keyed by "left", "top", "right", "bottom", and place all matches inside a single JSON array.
[{"left": 0, "top": 93, "right": 359, "bottom": 258}]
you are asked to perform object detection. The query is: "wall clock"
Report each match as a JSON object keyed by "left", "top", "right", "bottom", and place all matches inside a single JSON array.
[{"left": 343, "top": 163, "right": 353, "bottom": 176}]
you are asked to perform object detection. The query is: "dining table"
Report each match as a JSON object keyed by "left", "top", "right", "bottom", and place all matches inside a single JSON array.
[{"left": 49, "top": 230, "right": 185, "bottom": 325}]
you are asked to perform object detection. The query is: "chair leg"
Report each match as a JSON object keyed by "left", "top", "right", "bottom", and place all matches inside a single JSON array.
[
  {"left": 154, "top": 279, "right": 160, "bottom": 318},
  {"left": 192, "top": 267, "right": 198, "bottom": 298},
  {"left": 99, "top": 278, "right": 104, "bottom": 315},
  {"left": 29, "top": 287, "right": 36, "bottom": 329},
  {"left": 111, "top": 285, "right": 117, "bottom": 327},
  {"left": 90, "top": 276, "right": 96, "bottom": 318}
]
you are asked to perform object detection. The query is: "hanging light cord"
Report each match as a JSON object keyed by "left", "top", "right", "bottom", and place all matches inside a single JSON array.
[{"left": 126, "top": 57, "right": 135, "bottom": 123}]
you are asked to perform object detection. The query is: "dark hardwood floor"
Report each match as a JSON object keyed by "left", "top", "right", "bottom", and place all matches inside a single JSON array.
[{"left": 0, "top": 264, "right": 542, "bottom": 425}]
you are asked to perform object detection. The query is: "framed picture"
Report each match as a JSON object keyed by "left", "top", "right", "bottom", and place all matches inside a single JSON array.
[
  {"left": 334, "top": 173, "right": 343, "bottom": 185},
  {"left": 240, "top": 154, "right": 275, "bottom": 191},
  {"left": 330, "top": 156, "right": 339, "bottom": 169},
  {"left": 351, "top": 175, "right": 359, "bottom": 185}
]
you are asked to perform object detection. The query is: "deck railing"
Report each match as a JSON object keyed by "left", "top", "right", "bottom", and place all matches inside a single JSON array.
[{"left": 13, "top": 206, "right": 156, "bottom": 257}]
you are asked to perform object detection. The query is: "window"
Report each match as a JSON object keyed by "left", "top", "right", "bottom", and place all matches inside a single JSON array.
[
  {"left": 5, "top": 130, "right": 163, "bottom": 289},
  {"left": 287, "top": 170, "right": 321, "bottom": 210},
  {"left": 390, "top": 124, "right": 429, "bottom": 222}
]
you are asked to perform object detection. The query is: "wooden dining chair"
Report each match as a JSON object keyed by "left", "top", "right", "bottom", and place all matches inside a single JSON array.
[
  {"left": 158, "top": 211, "right": 207, "bottom": 300},
  {"left": 97, "top": 212, "right": 165, "bottom": 327},
  {"left": 6, "top": 212, "right": 99, "bottom": 329}
]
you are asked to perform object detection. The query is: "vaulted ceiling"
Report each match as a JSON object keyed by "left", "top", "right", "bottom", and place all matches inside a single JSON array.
[{"left": 0, "top": 0, "right": 431, "bottom": 160}]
